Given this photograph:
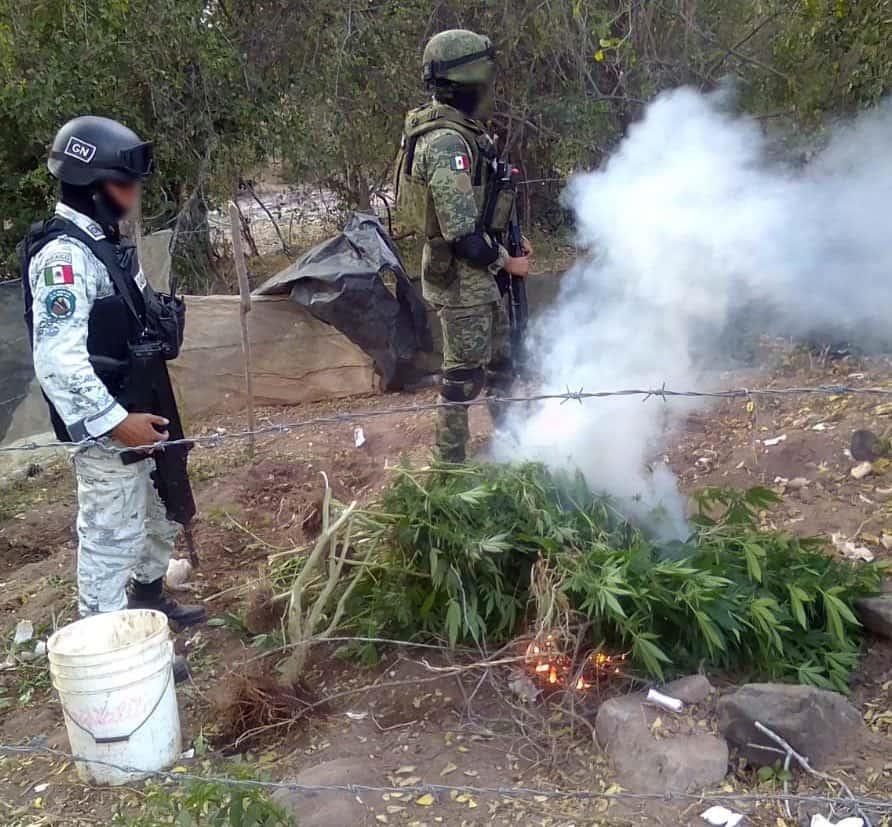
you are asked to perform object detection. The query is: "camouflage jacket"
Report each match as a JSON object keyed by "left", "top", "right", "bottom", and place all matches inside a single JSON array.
[
  {"left": 28, "top": 203, "right": 133, "bottom": 440},
  {"left": 401, "top": 104, "right": 506, "bottom": 307}
]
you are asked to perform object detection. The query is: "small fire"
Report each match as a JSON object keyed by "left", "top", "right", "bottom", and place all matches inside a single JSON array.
[{"left": 524, "top": 634, "right": 627, "bottom": 693}]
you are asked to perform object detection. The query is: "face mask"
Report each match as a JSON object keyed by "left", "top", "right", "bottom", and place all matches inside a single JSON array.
[{"left": 473, "top": 83, "right": 494, "bottom": 120}]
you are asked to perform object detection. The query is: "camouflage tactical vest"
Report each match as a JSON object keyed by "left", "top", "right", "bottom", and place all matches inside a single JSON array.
[{"left": 395, "top": 102, "right": 499, "bottom": 239}]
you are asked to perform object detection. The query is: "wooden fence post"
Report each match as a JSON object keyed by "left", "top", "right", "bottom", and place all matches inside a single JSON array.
[{"left": 229, "top": 201, "right": 256, "bottom": 459}]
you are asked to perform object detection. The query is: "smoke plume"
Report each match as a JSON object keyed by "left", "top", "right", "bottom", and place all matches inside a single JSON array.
[{"left": 497, "top": 87, "right": 892, "bottom": 538}]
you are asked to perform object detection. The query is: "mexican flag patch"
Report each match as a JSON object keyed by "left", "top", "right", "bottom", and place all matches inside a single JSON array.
[
  {"left": 450, "top": 154, "right": 471, "bottom": 172},
  {"left": 43, "top": 264, "right": 75, "bottom": 286}
]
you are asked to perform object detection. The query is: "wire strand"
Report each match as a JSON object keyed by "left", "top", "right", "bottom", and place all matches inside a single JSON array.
[
  {"left": 0, "top": 743, "right": 888, "bottom": 812},
  {"left": 0, "top": 383, "right": 886, "bottom": 455}
]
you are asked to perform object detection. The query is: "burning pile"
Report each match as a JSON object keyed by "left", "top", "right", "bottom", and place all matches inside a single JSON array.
[
  {"left": 524, "top": 634, "right": 628, "bottom": 692},
  {"left": 301, "top": 462, "right": 879, "bottom": 691}
]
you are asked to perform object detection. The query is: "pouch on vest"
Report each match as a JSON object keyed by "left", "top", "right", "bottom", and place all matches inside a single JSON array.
[
  {"left": 486, "top": 188, "right": 515, "bottom": 236},
  {"left": 146, "top": 291, "right": 186, "bottom": 360}
]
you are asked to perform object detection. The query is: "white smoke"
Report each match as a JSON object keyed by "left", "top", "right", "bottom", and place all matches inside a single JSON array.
[{"left": 496, "top": 87, "right": 892, "bottom": 538}]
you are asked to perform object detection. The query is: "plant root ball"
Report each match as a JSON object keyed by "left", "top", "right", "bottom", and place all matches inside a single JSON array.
[{"left": 244, "top": 585, "right": 285, "bottom": 636}]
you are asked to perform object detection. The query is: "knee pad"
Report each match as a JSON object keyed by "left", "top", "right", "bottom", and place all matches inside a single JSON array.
[{"left": 441, "top": 366, "right": 486, "bottom": 402}]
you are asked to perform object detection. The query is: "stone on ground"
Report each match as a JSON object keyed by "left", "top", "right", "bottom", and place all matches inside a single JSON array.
[
  {"left": 273, "top": 758, "right": 377, "bottom": 826},
  {"left": 664, "top": 674, "right": 714, "bottom": 704},
  {"left": 855, "top": 595, "right": 892, "bottom": 639},
  {"left": 717, "top": 683, "right": 865, "bottom": 769},
  {"left": 595, "top": 686, "right": 728, "bottom": 794}
]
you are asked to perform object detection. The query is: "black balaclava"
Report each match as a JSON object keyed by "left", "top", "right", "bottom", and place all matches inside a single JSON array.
[
  {"left": 433, "top": 84, "right": 484, "bottom": 119},
  {"left": 60, "top": 181, "right": 125, "bottom": 241}
]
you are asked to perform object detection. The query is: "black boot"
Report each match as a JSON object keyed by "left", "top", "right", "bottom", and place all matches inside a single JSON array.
[
  {"left": 127, "top": 578, "right": 207, "bottom": 628},
  {"left": 172, "top": 655, "right": 191, "bottom": 684}
]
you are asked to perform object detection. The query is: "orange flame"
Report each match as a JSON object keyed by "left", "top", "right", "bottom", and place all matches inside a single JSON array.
[{"left": 524, "top": 637, "right": 626, "bottom": 693}]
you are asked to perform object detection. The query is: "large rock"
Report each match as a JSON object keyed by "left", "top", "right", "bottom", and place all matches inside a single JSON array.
[
  {"left": 596, "top": 693, "right": 728, "bottom": 794},
  {"left": 856, "top": 596, "right": 892, "bottom": 639},
  {"left": 717, "top": 683, "right": 865, "bottom": 769},
  {"left": 273, "top": 758, "right": 377, "bottom": 827}
]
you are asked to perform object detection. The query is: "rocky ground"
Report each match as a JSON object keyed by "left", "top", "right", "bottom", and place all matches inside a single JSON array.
[{"left": 1, "top": 347, "right": 892, "bottom": 826}]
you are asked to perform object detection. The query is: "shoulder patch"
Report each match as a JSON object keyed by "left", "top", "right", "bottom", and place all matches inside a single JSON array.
[
  {"left": 84, "top": 222, "right": 105, "bottom": 240},
  {"left": 45, "top": 288, "right": 77, "bottom": 320},
  {"left": 450, "top": 154, "right": 471, "bottom": 172},
  {"left": 44, "top": 250, "right": 72, "bottom": 265}
]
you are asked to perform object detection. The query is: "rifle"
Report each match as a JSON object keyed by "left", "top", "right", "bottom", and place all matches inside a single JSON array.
[
  {"left": 124, "top": 337, "right": 198, "bottom": 568},
  {"left": 486, "top": 159, "right": 529, "bottom": 375}
]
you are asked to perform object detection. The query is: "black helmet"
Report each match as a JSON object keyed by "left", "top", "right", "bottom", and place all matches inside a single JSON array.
[{"left": 47, "top": 116, "right": 154, "bottom": 186}]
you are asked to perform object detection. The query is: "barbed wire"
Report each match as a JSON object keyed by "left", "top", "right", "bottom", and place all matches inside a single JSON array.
[
  {"left": 0, "top": 383, "right": 888, "bottom": 457},
  {"left": 0, "top": 742, "right": 888, "bottom": 813}
]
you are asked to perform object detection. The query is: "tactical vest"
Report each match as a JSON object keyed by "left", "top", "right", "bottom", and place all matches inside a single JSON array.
[
  {"left": 395, "top": 102, "right": 513, "bottom": 240},
  {"left": 20, "top": 216, "right": 178, "bottom": 442}
]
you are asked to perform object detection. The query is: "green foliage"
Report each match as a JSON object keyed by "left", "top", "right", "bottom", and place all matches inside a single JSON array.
[
  {"left": 769, "top": 0, "right": 892, "bottom": 119},
  {"left": 4, "top": 0, "right": 891, "bottom": 281},
  {"left": 113, "top": 766, "right": 294, "bottom": 827},
  {"left": 0, "top": 0, "right": 284, "bottom": 279},
  {"left": 346, "top": 463, "right": 880, "bottom": 691}
]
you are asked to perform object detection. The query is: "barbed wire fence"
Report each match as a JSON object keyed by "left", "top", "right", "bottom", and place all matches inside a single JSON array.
[
  {"left": 1, "top": 386, "right": 891, "bottom": 819},
  {"left": 1, "top": 383, "right": 890, "bottom": 456},
  {"left": 0, "top": 742, "right": 889, "bottom": 817}
]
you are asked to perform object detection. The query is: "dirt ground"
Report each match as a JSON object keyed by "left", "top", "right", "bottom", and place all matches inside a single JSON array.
[{"left": 1, "top": 349, "right": 892, "bottom": 826}]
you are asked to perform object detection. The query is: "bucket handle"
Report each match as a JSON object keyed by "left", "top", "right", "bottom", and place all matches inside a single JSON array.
[{"left": 61, "top": 642, "right": 175, "bottom": 745}]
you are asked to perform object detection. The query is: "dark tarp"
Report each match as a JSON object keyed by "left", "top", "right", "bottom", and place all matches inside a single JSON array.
[
  {"left": 0, "top": 280, "right": 35, "bottom": 441},
  {"left": 255, "top": 213, "right": 433, "bottom": 390}
]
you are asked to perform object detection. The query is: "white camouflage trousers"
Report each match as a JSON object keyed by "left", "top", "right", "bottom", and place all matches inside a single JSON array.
[{"left": 72, "top": 444, "right": 179, "bottom": 616}]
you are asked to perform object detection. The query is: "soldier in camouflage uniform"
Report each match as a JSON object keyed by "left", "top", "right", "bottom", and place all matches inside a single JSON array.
[{"left": 395, "top": 29, "right": 531, "bottom": 462}]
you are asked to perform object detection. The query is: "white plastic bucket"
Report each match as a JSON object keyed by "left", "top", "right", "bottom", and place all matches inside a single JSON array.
[{"left": 47, "top": 609, "right": 181, "bottom": 785}]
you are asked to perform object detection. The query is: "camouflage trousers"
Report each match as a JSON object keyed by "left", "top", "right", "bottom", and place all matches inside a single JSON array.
[
  {"left": 72, "top": 443, "right": 179, "bottom": 616},
  {"left": 436, "top": 298, "right": 513, "bottom": 462}
]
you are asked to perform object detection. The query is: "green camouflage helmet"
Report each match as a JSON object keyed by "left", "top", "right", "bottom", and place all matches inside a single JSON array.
[{"left": 422, "top": 29, "right": 495, "bottom": 86}]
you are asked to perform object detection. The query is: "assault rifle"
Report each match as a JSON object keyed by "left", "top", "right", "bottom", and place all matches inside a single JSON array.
[
  {"left": 485, "top": 159, "right": 529, "bottom": 375},
  {"left": 122, "top": 336, "right": 199, "bottom": 568},
  {"left": 91, "top": 296, "right": 198, "bottom": 568}
]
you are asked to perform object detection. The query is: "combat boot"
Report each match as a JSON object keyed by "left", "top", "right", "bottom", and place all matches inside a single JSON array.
[
  {"left": 127, "top": 578, "right": 207, "bottom": 628},
  {"left": 172, "top": 655, "right": 191, "bottom": 684}
]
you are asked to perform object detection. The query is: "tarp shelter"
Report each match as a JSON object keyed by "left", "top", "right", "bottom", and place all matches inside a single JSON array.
[{"left": 255, "top": 213, "right": 433, "bottom": 390}]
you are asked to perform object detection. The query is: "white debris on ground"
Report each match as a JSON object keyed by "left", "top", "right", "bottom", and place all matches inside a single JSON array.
[
  {"left": 165, "top": 558, "right": 193, "bottom": 590},
  {"left": 646, "top": 688, "right": 684, "bottom": 713},
  {"left": 851, "top": 461, "right": 874, "bottom": 480},
  {"left": 831, "top": 532, "right": 876, "bottom": 563},
  {"left": 701, "top": 805, "right": 744, "bottom": 826},
  {"left": 810, "top": 815, "right": 864, "bottom": 827},
  {"left": 12, "top": 619, "right": 33, "bottom": 645}
]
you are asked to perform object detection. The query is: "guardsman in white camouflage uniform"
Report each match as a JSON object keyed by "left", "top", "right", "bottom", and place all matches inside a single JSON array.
[{"left": 21, "top": 116, "right": 205, "bottom": 632}]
